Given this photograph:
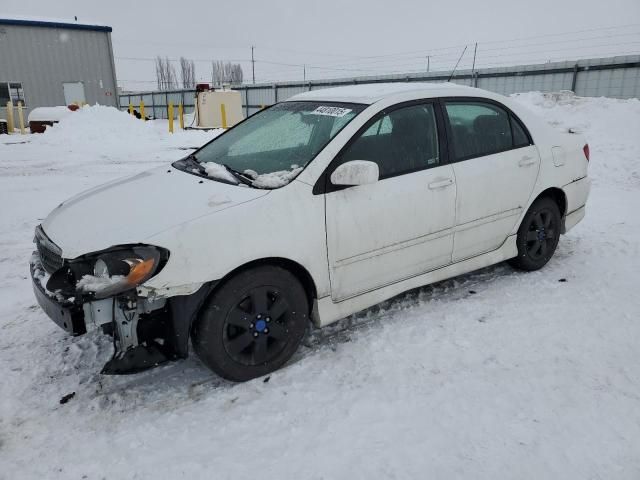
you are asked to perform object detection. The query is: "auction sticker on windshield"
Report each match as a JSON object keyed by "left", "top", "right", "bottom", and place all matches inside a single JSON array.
[{"left": 310, "top": 106, "right": 353, "bottom": 117}]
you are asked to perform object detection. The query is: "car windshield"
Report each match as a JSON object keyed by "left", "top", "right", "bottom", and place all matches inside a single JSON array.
[{"left": 190, "top": 101, "right": 366, "bottom": 188}]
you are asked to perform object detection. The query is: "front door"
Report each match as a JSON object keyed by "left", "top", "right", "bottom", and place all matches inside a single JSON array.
[
  {"left": 325, "top": 102, "right": 456, "bottom": 301},
  {"left": 443, "top": 100, "right": 540, "bottom": 261}
]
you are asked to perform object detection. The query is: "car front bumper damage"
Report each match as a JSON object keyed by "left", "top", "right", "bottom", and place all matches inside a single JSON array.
[{"left": 30, "top": 253, "right": 211, "bottom": 374}]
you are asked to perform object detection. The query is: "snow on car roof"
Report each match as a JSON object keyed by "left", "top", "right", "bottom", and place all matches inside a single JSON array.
[{"left": 288, "top": 82, "right": 485, "bottom": 105}]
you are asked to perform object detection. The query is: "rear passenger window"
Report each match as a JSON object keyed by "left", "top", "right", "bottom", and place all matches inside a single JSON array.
[
  {"left": 445, "top": 102, "right": 513, "bottom": 160},
  {"left": 339, "top": 103, "right": 440, "bottom": 179},
  {"left": 511, "top": 116, "right": 531, "bottom": 147}
]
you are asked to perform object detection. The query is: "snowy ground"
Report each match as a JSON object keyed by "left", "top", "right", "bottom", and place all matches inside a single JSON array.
[{"left": 1, "top": 94, "right": 640, "bottom": 479}]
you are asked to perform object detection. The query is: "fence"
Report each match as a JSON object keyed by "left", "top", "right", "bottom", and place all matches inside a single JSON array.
[{"left": 119, "top": 55, "right": 640, "bottom": 119}]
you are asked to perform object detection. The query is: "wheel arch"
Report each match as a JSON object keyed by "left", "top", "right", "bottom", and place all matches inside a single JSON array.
[
  {"left": 207, "top": 257, "right": 318, "bottom": 313},
  {"left": 531, "top": 187, "right": 567, "bottom": 217},
  {"left": 168, "top": 257, "right": 318, "bottom": 360}
]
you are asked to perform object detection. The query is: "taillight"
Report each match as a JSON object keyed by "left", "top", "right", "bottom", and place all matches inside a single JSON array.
[{"left": 583, "top": 144, "right": 590, "bottom": 161}]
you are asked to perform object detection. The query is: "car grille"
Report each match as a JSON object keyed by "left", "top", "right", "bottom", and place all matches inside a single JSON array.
[{"left": 35, "top": 225, "right": 64, "bottom": 274}]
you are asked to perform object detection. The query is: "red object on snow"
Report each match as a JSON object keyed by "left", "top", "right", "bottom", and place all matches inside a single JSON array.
[{"left": 67, "top": 104, "right": 80, "bottom": 111}]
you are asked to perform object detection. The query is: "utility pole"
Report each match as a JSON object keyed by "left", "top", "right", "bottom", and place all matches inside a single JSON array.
[
  {"left": 303, "top": 64, "right": 306, "bottom": 83},
  {"left": 426, "top": 55, "right": 430, "bottom": 73},
  {"left": 251, "top": 46, "right": 255, "bottom": 84},
  {"left": 471, "top": 42, "right": 478, "bottom": 75}
]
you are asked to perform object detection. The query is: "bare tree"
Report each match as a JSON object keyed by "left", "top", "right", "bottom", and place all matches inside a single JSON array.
[
  {"left": 211, "top": 60, "right": 244, "bottom": 87},
  {"left": 155, "top": 56, "right": 177, "bottom": 90},
  {"left": 211, "top": 60, "right": 223, "bottom": 87},
  {"left": 179, "top": 57, "right": 196, "bottom": 89},
  {"left": 230, "top": 63, "right": 243, "bottom": 84}
]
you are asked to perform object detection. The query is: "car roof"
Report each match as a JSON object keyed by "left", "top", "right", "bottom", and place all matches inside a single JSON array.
[{"left": 287, "top": 82, "right": 490, "bottom": 105}]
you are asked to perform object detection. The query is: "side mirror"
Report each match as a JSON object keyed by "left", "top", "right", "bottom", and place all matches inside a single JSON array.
[{"left": 330, "top": 160, "right": 379, "bottom": 187}]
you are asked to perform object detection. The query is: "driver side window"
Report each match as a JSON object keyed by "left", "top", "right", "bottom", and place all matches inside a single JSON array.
[{"left": 339, "top": 103, "right": 440, "bottom": 179}]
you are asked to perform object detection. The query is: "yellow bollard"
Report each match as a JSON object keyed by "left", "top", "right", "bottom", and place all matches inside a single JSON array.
[
  {"left": 5, "top": 102, "right": 14, "bottom": 134},
  {"left": 17, "top": 101, "right": 25, "bottom": 134},
  {"left": 220, "top": 103, "right": 228, "bottom": 129},
  {"left": 178, "top": 103, "right": 184, "bottom": 130},
  {"left": 129, "top": 102, "right": 133, "bottom": 115},
  {"left": 168, "top": 102, "right": 174, "bottom": 134},
  {"left": 140, "top": 101, "right": 145, "bottom": 121}
]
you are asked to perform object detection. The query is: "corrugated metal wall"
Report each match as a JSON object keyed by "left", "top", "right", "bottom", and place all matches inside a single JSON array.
[
  {"left": 120, "top": 55, "right": 640, "bottom": 120},
  {"left": 0, "top": 23, "right": 118, "bottom": 119}
]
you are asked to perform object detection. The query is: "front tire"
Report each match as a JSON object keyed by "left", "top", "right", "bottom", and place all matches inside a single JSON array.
[
  {"left": 509, "top": 196, "right": 561, "bottom": 271},
  {"left": 192, "top": 265, "right": 309, "bottom": 382}
]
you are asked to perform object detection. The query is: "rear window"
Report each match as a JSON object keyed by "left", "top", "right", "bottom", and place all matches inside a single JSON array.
[{"left": 444, "top": 101, "right": 531, "bottom": 160}]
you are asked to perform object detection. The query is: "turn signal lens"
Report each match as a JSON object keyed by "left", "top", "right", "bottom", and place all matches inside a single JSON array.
[
  {"left": 583, "top": 144, "right": 590, "bottom": 161},
  {"left": 125, "top": 258, "right": 156, "bottom": 285}
]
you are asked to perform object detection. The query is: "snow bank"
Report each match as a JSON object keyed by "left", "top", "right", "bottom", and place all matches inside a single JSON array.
[
  {"left": 3, "top": 105, "right": 224, "bottom": 171},
  {"left": 31, "top": 105, "right": 220, "bottom": 151},
  {"left": 27, "top": 106, "right": 74, "bottom": 122}
]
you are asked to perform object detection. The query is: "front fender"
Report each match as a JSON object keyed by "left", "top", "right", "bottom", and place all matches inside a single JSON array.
[{"left": 142, "top": 180, "right": 330, "bottom": 300}]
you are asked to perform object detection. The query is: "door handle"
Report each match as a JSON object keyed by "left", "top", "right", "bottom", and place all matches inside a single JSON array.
[
  {"left": 428, "top": 178, "right": 454, "bottom": 190},
  {"left": 518, "top": 156, "right": 537, "bottom": 167}
]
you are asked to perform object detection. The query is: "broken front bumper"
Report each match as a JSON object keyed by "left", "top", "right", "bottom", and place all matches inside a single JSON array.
[
  {"left": 30, "top": 253, "right": 182, "bottom": 374},
  {"left": 30, "top": 258, "right": 86, "bottom": 335}
]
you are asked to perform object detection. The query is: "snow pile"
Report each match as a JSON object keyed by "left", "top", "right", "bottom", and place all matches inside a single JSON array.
[
  {"left": 1, "top": 105, "right": 223, "bottom": 173},
  {"left": 31, "top": 105, "right": 220, "bottom": 151},
  {"left": 246, "top": 165, "right": 303, "bottom": 188},
  {"left": 203, "top": 162, "right": 238, "bottom": 184},
  {"left": 204, "top": 162, "right": 304, "bottom": 188},
  {"left": 27, "top": 106, "right": 74, "bottom": 122}
]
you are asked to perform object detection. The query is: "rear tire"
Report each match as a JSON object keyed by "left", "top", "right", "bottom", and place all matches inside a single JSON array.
[
  {"left": 192, "top": 265, "right": 309, "bottom": 382},
  {"left": 508, "top": 196, "right": 561, "bottom": 271}
]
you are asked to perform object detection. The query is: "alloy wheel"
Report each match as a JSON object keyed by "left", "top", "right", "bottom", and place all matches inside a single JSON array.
[{"left": 222, "top": 286, "right": 292, "bottom": 366}]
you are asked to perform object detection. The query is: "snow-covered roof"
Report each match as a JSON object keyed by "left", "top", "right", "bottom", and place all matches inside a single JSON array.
[
  {"left": 288, "top": 82, "right": 485, "bottom": 105},
  {"left": 0, "top": 15, "right": 111, "bottom": 32}
]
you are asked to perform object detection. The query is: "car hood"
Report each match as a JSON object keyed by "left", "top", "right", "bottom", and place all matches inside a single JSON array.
[{"left": 41, "top": 165, "right": 269, "bottom": 258}]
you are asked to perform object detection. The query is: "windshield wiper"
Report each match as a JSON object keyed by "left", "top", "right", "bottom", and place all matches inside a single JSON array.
[
  {"left": 222, "top": 164, "right": 255, "bottom": 186},
  {"left": 182, "top": 153, "right": 206, "bottom": 175}
]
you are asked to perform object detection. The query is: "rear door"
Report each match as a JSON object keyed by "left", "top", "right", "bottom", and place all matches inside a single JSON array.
[
  {"left": 324, "top": 101, "right": 456, "bottom": 301},
  {"left": 443, "top": 99, "right": 540, "bottom": 261}
]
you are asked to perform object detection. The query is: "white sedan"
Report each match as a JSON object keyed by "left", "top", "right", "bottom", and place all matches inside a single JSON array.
[{"left": 30, "top": 83, "right": 590, "bottom": 381}]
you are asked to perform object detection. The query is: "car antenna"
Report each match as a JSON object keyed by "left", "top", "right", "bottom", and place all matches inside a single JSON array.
[{"left": 447, "top": 45, "right": 468, "bottom": 83}]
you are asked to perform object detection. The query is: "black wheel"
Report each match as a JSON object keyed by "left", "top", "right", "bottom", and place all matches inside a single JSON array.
[
  {"left": 191, "top": 265, "right": 309, "bottom": 382},
  {"left": 509, "top": 196, "right": 561, "bottom": 271}
]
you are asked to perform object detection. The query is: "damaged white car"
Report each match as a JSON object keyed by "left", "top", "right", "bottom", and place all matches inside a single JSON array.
[{"left": 31, "top": 83, "right": 590, "bottom": 381}]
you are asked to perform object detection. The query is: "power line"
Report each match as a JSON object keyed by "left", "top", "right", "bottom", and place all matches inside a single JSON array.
[
  {"left": 115, "top": 23, "right": 640, "bottom": 87},
  {"left": 303, "top": 31, "right": 640, "bottom": 70}
]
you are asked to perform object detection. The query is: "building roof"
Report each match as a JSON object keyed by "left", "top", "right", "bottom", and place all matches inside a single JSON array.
[
  {"left": 288, "top": 82, "right": 486, "bottom": 104},
  {"left": 0, "top": 15, "right": 111, "bottom": 32}
]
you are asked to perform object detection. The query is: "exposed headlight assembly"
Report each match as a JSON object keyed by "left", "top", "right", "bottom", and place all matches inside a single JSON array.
[{"left": 46, "top": 245, "right": 169, "bottom": 300}]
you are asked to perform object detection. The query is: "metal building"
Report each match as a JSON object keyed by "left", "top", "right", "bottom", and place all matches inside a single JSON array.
[{"left": 0, "top": 17, "right": 118, "bottom": 119}]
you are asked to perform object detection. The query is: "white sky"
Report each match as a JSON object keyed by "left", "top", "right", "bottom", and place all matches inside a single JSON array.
[{"left": 3, "top": 0, "right": 640, "bottom": 91}]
